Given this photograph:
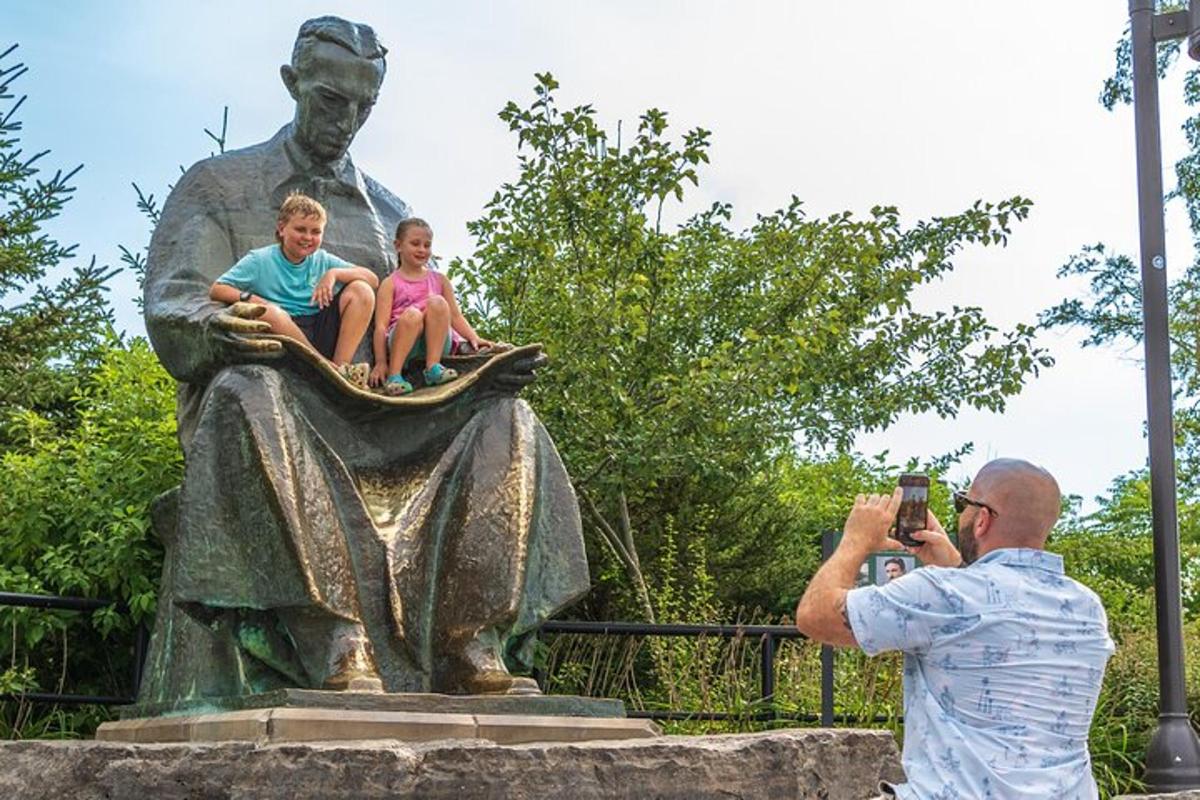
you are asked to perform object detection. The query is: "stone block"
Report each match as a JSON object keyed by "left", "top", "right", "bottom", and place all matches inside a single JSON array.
[
  {"left": 121, "top": 689, "right": 627, "bottom": 720},
  {"left": 0, "top": 728, "right": 904, "bottom": 800},
  {"left": 473, "top": 713, "right": 659, "bottom": 744},
  {"left": 98, "top": 706, "right": 659, "bottom": 745},
  {"left": 267, "top": 708, "right": 478, "bottom": 742}
]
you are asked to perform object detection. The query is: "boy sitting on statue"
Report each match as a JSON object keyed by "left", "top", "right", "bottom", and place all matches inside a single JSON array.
[{"left": 209, "top": 192, "right": 377, "bottom": 387}]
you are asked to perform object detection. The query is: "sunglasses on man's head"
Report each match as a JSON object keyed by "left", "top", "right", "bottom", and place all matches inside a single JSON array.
[{"left": 953, "top": 490, "right": 998, "bottom": 517}]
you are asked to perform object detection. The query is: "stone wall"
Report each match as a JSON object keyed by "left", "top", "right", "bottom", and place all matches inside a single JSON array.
[{"left": 0, "top": 728, "right": 903, "bottom": 800}]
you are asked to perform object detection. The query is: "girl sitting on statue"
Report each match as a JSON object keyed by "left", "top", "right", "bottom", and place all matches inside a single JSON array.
[{"left": 369, "top": 218, "right": 495, "bottom": 396}]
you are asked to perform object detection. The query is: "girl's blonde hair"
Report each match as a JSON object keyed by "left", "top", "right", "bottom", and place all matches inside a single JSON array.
[{"left": 275, "top": 192, "right": 327, "bottom": 242}]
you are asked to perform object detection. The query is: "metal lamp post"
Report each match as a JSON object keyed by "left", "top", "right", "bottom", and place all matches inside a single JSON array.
[{"left": 1128, "top": 0, "right": 1200, "bottom": 790}]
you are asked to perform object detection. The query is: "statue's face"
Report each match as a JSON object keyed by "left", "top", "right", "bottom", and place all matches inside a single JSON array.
[{"left": 288, "top": 40, "right": 384, "bottom": 164}]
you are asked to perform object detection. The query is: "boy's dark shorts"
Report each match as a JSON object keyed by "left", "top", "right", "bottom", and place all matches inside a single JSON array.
[{"left": 291, "top": 291, "right": 343, "bottom": 360}]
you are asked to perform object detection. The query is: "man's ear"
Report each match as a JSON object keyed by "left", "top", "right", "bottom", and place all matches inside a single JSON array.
[
  {"left": 974, "top": 508, "right": 993, "bottom": 541},
  {"left": 281, "top": 64, "right": 300, "bottom": 101}
]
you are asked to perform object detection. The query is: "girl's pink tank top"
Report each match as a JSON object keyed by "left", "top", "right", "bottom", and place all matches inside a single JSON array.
[{"left": 387, "top": 269, "right": 444, "bottom": 331}]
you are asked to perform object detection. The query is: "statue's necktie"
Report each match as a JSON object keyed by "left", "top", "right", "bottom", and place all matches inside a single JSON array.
[{"left": 309, "top": 175, "right": 358, "bottom": 202}]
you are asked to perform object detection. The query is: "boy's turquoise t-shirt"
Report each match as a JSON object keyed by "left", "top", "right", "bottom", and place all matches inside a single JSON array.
[{"left": 216, "top": 244, "right": 352, "bottom": 317}]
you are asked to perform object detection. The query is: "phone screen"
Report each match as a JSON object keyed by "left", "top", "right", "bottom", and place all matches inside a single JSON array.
[{"left": 895, "top": 474, "right": 930, "bottom": 547}]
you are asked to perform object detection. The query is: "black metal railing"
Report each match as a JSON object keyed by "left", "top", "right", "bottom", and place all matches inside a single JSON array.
[
  {"left": 0, "top": 592, "right": 147, "bottom": 706},
  {"left": 537, "top": 620, "right": 895, "bottom": 725},
  {"left": 534, "top": 531, "right": 899, "bottom": 726},
  {"left": 538, "top": 619, "right": 817, "bottom": 722},
  {"left": 3, "top": 530, "right": 897, "bottom": 726}
]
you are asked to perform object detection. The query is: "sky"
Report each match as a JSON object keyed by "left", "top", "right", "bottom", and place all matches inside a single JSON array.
[{"left": 6, "top": 1, "right": 1194, "bottom": 510}]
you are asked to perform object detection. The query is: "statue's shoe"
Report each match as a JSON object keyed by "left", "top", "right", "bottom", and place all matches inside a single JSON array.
[
  {"left": 438, "top": 634, "right": 542, "bottom": 696},
  {"left": 460, "top": 669, "right": 541, "bottom": 696},
  {"left": 321, "top": 630, "right": 385, "bottom": 693},
  {"left": 323, "top": 668, "right": 384, "bottom": 693}
]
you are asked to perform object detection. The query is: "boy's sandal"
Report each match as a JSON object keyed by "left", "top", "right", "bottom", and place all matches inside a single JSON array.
[
  {"left": 383, "top": 374, "right": 414, "bottom": 396},
  {"left": 423, "top": 363, "right": 458, "bottom": 386},
  {"left": 337, "top": 362, "right": 370, "bottom": 390}
]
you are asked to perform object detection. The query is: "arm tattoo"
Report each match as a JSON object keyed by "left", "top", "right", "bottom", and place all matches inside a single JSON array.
[{"left": 836, "top": 595, "right": 852, "bottom": 632}]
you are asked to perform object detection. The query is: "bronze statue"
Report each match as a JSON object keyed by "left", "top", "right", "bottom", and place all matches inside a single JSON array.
[{"left": 140, "top": 16, "right": 589, "bottom": 700}]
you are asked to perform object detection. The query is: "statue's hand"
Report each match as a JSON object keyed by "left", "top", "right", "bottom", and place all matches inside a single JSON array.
[
  {"left": 209, "top": 302, "right": 284, "bottom": 361},
  {"left": 481, "top": 348, "right": 548, "bottom": 395}
]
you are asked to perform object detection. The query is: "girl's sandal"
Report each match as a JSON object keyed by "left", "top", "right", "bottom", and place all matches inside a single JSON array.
[
  {"left": 337, "top": 362, "right": 370, "bottom": 390},
  {"left": 383, "top": 374, "right": 414, "bottom": 396},
  {"left": 423, "top": 363, "right": 458, "bottom": 386}
]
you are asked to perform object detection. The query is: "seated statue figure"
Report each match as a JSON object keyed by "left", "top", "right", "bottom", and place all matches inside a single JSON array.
[{"left": 139, "top": 15, "right": 589, "bottom": 700}]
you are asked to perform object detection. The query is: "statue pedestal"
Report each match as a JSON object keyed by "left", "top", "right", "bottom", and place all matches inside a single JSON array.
[{"left": 97, "top": 690, "right": 659, "bottom": 745}]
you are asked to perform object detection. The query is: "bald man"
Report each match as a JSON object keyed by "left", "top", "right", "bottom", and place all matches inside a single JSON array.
[{"left": 795, "top": 459, "right": 1114, "bottom": 799}]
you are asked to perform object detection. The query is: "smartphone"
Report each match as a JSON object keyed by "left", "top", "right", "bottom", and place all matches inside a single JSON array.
[{"left": 895, "top": 474, "right": 930, "bottom": 548}]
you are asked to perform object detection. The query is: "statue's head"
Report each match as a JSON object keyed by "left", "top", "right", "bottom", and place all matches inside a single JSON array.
[{"left": 281, "top": 16, "right": 388, "bottom": 165}]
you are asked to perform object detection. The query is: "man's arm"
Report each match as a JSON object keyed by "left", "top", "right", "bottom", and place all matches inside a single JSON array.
[
  {"left": 794, "top": 489, "right": 903, "bottom": 648},
  {"left": 794, "top": 545, "right": 870, "bottom": 647}
]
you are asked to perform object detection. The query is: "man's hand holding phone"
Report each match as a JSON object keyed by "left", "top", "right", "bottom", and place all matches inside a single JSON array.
[
  {"left": 902, "top": 510, "right": 964, "bottom": 568},
  {"left": 842, "top": 488, "right": 904, "bottom": 556}
]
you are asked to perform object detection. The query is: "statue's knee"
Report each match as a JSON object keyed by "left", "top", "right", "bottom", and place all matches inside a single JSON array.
[
  {"left": 206, "top": 365, "right": 285, "bottom": 409},
  {"left": 151, "top": 486, "right": 181, "bottom": 549},
  {"left": 476, "top": 395, "right": 520, "bottom": 423}
]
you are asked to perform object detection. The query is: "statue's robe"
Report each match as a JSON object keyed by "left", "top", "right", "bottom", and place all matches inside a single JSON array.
[{"left": 139, "top": 125, "right": 589, "bottom": 700}]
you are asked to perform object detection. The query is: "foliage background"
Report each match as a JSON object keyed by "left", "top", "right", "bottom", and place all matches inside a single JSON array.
[{"left": 455, "top": 73, "right": 1046, "bottom": 623}]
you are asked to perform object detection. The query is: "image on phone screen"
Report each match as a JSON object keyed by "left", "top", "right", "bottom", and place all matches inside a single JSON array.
[{"left": 896, "top": 474, "right": 929, "bottom": 547}]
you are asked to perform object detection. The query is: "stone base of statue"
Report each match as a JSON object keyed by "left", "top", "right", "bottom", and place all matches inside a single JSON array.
[
  {"left": 2, "top": 728, "right": 904, "bottom": 800},
  {"left": 96, "top": 689, "right": 657, "bottom": 745}
]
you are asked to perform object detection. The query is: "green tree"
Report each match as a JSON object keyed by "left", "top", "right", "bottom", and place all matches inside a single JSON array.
[
  {"left": 0, "top": 338, "right": 180, "bottom": 727},
  {"left": 0, "top": 44, "right": 117, "bottom": 445},
  {"left": 456, "top": 74, "right": 1050, "bottom": 620},
  {"left": 0, "top": 44, "right": 180, "bottom": 736}
]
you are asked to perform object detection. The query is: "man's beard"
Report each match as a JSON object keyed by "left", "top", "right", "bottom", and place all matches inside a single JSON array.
[{"left": 958, "top": 514, "right": 979, "bottom": 565}]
